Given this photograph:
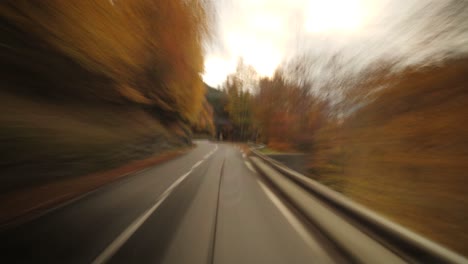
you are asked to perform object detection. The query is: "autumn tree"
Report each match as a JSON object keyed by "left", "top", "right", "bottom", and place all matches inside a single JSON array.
[
  {"left": 0, "top": 0, "right": 211, "bottom": 126},
  {"left": 217, "top": 58, "right": 326, "bottom": 146},
  {"left": 222, "top": 60, "right": 258, "bottom": 141},
  {"left": 253, "top": 67, "right": 327, "bottom": 151}
]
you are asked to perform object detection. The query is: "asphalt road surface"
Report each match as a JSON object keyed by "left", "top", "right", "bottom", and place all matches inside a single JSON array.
[{"left": 0, "top": 141, "right": 345, "bottom": 263}]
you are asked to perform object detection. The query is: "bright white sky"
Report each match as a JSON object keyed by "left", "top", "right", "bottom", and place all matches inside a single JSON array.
[{"left": 203, "top": 0, "right": 468, "bottom": 88}]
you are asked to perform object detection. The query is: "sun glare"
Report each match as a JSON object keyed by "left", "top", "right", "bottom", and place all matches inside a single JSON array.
[
  {"left": 305, "top": 0, "right": 365, "bottom": 33},
  {"left": 203, "top": 0, "right": 371, "bottom": 87},
  {"left": 227, "top": 33, "right": 281, "bottom": 76},
  {"left": 203, "top": 47, "right": 280, "bottom": 87},
  {"left": 203, "top": 57, "right": 237, "bottom": 87}
]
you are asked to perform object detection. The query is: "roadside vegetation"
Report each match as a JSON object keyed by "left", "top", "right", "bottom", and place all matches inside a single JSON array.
[
  {"left": 208, "top": 59, "right": 326, "bottom": 151},
  {"left": 211, "top": 57, "right": 468, "bottom": 255},
  {"left": 0, "top": 0, "right": 213, "bottom": 193},
  {"left": 311, "top": 59, "right": 468, "bottom": 254},
  {"left": 2, "top": 0, "right": 467, "bottom": 256}
]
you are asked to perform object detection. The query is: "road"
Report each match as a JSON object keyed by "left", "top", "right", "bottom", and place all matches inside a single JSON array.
[{"left": 0, "top": 141, "right": 345, "bottom": 263}]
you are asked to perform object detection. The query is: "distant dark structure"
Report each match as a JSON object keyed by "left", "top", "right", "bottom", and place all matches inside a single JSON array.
[{"left": 205, "top": 84, "right": 233, "bottom": 141}]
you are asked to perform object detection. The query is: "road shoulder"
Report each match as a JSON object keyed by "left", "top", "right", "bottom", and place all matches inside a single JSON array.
[{"left": 0, "top": 147, "right": 191, "bottom": 229}]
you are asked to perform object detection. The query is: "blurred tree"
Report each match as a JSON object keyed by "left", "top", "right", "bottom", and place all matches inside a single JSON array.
[
  {"left": 0, "top": 0, "right": 211, "bottom": 126},
  {"left": 216, "top": 57, "right": 327, "bottom": 146},
  {"left": 192, "top": 96, "right": 215, "bottom": 135},
  {"left": 222, "top": 59, "right": 257, "bottom": 141},
  {"left": 252, "top": 67, "right": 326, "bottom": 151}
]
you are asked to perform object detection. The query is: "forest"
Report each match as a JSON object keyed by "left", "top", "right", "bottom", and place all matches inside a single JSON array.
[
  {"left": 210, "top": 57, "right": 468, "bottom": 254},
  {"left": 1, "top": 0, "right": 467, "bottom": 256},
  {"left": 0, "top": 0, "right": 213, "bottom": 192}
]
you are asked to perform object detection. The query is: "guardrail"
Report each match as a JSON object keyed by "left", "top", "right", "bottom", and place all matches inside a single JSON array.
[{"left": 249, "top": 148, "right": 468, "bottom": 264}]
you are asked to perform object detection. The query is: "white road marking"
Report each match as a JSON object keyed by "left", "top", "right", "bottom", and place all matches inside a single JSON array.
[
  {"left": 257, "top": 180, "right": 325, "bottom": 252},
  {"left": 204, "top": 144, "right": 219, "bottom": 159},
  {"left": 192, "top": 160, "right": 203, "bottom": 169},
  {"left": 244, "top": 161, "right": 257, "bottom": 173},
  {"left": 92, "top": 144, "right": 218, "bottom": 264},
  {"left": 211, "top": 145, "right": 218, "bottom": 157}
]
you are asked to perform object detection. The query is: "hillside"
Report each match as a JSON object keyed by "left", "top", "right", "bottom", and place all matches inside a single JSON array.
[{"left": 0, "top": 1, "right": 210, "bottom": 193}]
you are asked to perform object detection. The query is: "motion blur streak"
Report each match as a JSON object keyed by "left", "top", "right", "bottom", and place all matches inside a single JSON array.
[
  {"left": 1, "top": 0, "right": 468, "bottom": 262},
  {"left": 92, "top": 144, "right": 218, "bottom": 264},
  {"left": 207, "top": 0, "right": 468, "bottom": 255},
  {"left": 0, "top": 0, "right": 214, "bottom": 194}
]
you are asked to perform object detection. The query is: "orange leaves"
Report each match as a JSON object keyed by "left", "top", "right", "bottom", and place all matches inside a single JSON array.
[
  {"left": 252, "top": 71, "right": 326, "bottom": 150},
  {"left": 0, "top": 0, "right": 210, "bottom": 123},
  {"left": 193, "top": 98, "right": 215, "bottom": 135},
  {"left": 307, "top": 59, "right": 468, "bottom": 254},
  {"left": 118, "top": 85, "right": 154, "bottom": 105}
]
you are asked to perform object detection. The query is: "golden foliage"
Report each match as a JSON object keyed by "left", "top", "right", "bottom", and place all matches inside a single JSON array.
[
  {"left": 221, "top": 62, "right": 257, "bottom": 141},
  {"left": 0, "top": 0, "right": 209, "bottom": 123},
  {"left": 310, "top": 59, "right": 468, "bottom": 255},
  {"left": 253, "top": 72, "right": 326, "bottom": 151},
  {"left": 193, "top": 97, "right": 215, "bottom": 135}
]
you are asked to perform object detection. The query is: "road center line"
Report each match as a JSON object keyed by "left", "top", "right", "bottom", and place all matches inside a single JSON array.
[
  {"left": 204, "top": 144, "right": 218, "bottom": 159},
  {"left": 192, "top": 160, "right": 203, "bottom": 169},
  {"left": 92, "top": 144, "right": 218, "bottom": 264}
]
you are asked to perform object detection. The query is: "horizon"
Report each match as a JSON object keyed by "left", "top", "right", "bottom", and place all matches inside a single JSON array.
[{"left": 202, "top": 0, "right": 468, "bottom": 90}]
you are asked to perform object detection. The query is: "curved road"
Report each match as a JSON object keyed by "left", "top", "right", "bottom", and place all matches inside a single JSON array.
[{"left": 0, "top": 141, "right": 345, "bottom": 263}]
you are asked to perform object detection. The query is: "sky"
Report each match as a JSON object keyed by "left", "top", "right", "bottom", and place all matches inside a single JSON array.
[{"left": 202, "top": 0, "right": 468, "bottom": 90}]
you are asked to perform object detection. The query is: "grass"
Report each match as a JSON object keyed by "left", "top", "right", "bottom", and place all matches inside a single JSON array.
[{"left": 258, "top": 147, "right": 284, "bottom": 155}]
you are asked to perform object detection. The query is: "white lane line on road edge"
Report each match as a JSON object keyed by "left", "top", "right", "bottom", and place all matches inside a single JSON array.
[
  {"left": 244, "top": 161, "right": 257, "bottom": 173},
  {"left": 92, "top": 144, "right": 218, "bottom": 264},
  {"left": 257, "top": 180, "right": 330, "bottom": 254}
]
